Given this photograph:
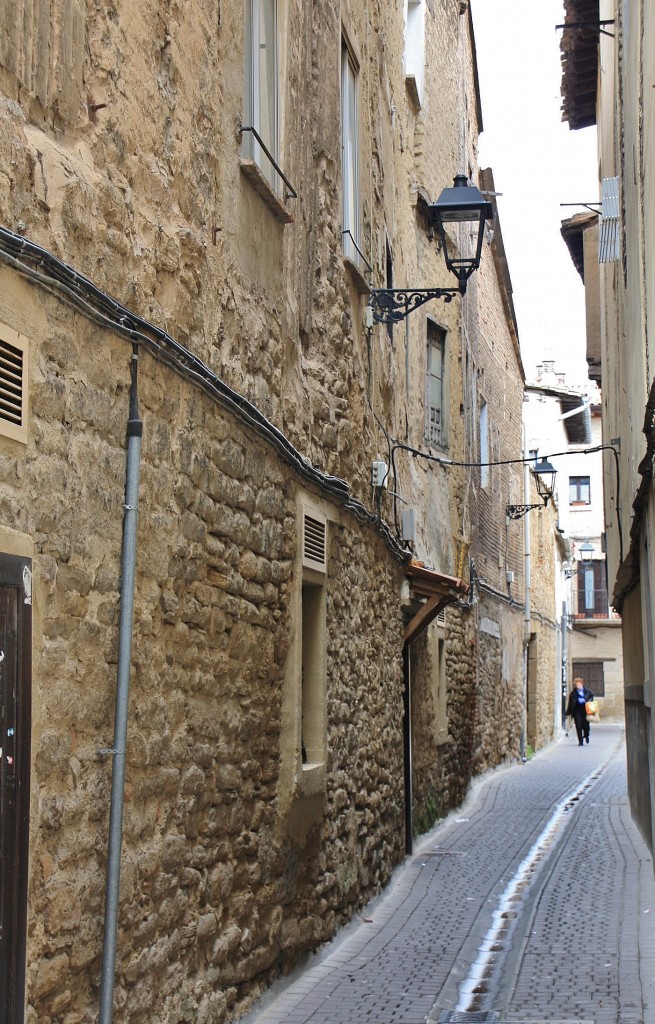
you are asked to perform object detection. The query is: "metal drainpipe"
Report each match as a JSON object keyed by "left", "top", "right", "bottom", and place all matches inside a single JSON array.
[
  {"left": 560, "top": 601, "right": 568, "bottom": 733},
  {"left": 99, "top": 347, "right": 143, "bottom": 1024},
  {"left": 402, "top": 641, "right": 413, "bottom": 854},
  {"left": 521, "top": 433, "right": 531, "bottom": 763}
]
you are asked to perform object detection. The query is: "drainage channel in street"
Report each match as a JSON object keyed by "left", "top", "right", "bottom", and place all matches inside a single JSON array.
[
  {"left": 427, "top": 759, "right": 610, "bottom": 1024},
  {"left": 436, "top": 1015, "right": 593, "bottom": 1023}
]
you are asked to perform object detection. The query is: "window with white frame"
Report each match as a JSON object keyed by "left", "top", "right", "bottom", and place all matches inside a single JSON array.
[
  {"left": 426, "top": 321, "right": 446, "bottom": 446},
  {"left": 404, "top": 0, "right": 425, "bottom": 108},
  {"left": 569, "top": 475, "right": 591, "bottom": 505},
  {"left": 341, "top": 39, "right": 359, "bottom": 263},
  {"left": 244, "top": 0, "right": 278, "bottom": 189}
]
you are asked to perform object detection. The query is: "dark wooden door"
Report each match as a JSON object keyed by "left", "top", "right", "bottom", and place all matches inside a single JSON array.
[{"left": 0, "top": 554, "right": 32, "bottom": 1024}]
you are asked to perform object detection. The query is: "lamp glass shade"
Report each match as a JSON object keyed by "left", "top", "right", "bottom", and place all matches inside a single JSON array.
[
  {"left": 579, "top": 541, "right": 594, "bottom": 563},
  {"left": 533, "top": 458, "right": 557, "bottom": 504},
  {"left": 430, "top": 175, "right": 494, "bottom": 284}
]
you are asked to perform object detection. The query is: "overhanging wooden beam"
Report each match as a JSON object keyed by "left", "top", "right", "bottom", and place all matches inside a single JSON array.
[{"left": 403, "top": 562, "right": 469, "bottom": 644}]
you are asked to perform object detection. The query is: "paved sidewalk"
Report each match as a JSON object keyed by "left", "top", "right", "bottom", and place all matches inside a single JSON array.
[{"left": 241, "top": 725, "right": 655, "bottom": 1024}]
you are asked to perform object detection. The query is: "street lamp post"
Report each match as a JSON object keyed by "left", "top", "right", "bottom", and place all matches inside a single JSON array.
[
  {"left": 506, "top": 459, "right": 558, "bottom": 520},
  {"left": 565, "top": 539, "right": 594, "bottom": 578},
  {"left": 367, "top": 175, "right": 493, "bottom": 323}
]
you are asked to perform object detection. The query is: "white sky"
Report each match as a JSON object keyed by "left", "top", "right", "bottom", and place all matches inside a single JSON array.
[{"left": 471, "top": 0, "right": 599, "bottom": 387}]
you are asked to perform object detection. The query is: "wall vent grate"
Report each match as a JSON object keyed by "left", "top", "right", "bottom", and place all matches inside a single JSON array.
[
  {"left": 302, "top": 511, "right": 327, "bottom": 574},
  {"left": 0, "top": 338, "right": 23, "bottom": 427},
  {"left": 0, "top": 326, "right": 27, "bottom": 443}
]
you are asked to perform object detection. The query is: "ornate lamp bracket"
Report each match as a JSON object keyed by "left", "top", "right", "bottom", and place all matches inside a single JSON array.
[
  {"left": 506, "top": 503, "right": 544, "bottom": 521},
  {"left": 368, "top": 287, "right": 462, "bottom": 324}
]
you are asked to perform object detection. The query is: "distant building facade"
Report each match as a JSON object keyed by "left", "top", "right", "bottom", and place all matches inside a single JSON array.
[{"left": 560, "top": 0, "right": 652, "bottom": 854}]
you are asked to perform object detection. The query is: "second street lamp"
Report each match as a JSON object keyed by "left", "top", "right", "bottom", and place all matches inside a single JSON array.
[
  {"left": 565, "top": 539, "right": 594, "bottom": 578},
  {"left": 506, "top": 459, "right": 558, "bottom": 521},
  {"left": 368, "top": 175, "right": 494, "bottom": 323}
]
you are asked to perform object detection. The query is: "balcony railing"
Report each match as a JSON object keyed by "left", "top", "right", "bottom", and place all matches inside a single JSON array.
[{"left": 572, "top": 586, "right": 610, "bottom": 619}]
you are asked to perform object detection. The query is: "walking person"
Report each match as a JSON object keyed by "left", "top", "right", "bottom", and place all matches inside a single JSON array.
[{"left": 566, "top": 677, "right": 594, "bottom": 746}]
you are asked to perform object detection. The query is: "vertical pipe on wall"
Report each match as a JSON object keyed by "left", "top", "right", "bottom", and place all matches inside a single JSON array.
[
  {"left": 561, "top": 601, "right": 569, "bottom": 733},
  {"left": 521, "top": 431, "right": 531, "bottom": 763},
  {"left": 402, "top": 642, "right": 413, "bottom": 854},
  {"left": 99, "top": 348, "right": 143, "bottom": 1024}
]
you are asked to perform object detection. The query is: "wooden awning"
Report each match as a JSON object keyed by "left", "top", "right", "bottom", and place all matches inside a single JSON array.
[{"left": 403, "top": 562, "right": 469, "bottom": 644}]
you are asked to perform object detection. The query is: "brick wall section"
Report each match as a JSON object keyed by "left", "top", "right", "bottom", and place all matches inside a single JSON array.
[{"left": 528, "top": 492, "right": 560, "bottom": 750}]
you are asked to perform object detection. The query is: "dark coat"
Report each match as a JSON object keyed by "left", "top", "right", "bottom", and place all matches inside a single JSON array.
[{"left": 566, "top": 685, "right": 593, "bottom": 720}]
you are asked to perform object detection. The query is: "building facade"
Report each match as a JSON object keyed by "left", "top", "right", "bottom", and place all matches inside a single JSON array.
[
  {"left": 524, "top": 365, "right": 624, "bottom": 730},
  {"left": 0, "top": 3, "right": 531, "bottom": 1023},
  {"left": 560, "top": 0, "right": 655, "bottom": 856}
]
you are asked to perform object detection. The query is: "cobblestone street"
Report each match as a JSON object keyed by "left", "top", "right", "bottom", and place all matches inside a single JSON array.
[{"left": 243, "top": 725, "right": 655, "bottom": 1024}]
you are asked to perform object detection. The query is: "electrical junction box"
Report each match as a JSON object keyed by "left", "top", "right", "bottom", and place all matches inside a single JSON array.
[
  {"left": 371, "top": 460, "right": 388, "bottom": 488},
  {"left": 402, "top": 509, "right": 416, "bottom": 543},
  {"left": 506, "top": 570, "right": 515, "bottom": 584}
]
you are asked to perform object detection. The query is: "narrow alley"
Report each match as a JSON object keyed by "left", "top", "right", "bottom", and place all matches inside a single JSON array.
[{"left": 243, "top": 725, "right": 655, "bottom": 1024}]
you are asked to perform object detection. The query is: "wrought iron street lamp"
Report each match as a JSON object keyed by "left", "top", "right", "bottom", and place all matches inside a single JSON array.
[
  {"left": 506, "top": 459, "right": 558, "bottom": 521},
  {"left": 368, "top": 175, "right": 494, "bottom": 323},
  {"left": 565, "top": 539, "right": 594, "bottom": 578}
]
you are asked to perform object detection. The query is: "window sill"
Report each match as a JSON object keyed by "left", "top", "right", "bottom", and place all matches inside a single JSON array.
[
  {"left": 423, "top": 436, "right": 448, "bottom": 453},
  {"left": 342, "top": 255, "right": 370, "bottom": 296},
  {"left": 300, "top": 761, "right": 326, "bottom": 797},
  {"left": 240, "top": 158, "right": 294, "bottom": 224},
  {"left": 405, "top": 74, "right": 422, "bottom": 112}
]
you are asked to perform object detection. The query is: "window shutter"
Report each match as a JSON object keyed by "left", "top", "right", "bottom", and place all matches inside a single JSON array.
[{"left": 598, "top": 177, "right": 619, "bottom": 263}]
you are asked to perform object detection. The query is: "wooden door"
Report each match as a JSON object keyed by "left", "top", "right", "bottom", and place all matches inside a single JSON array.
[{"left": 0, "top": 554, "right": 32, "bottom": 1024}]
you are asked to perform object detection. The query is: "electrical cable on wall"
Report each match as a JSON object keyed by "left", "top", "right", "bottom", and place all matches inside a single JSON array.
[
  {"left": 389, "top": 437, "right": 624, "bottom": 564},
  {"left": 0, "top": 225, "right": 408, "bottom": 563}
]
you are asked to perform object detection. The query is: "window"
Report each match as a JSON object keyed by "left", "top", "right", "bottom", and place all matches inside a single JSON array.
[
  {"left": 300, "top": 508, "right": 327, "bottom": 771},
  {"left": 301, "top": 581, "right": 326, "bottom": 765},
  {"left": 426, "top": 321, "right": 446, "bottom": 446},
  {"left": 404, "top": 0, "right": 425, "bottom": 108},
  {"left": 575, "top": 561, "right": 609, "bottom": 619},
  {"left": 479, "top": 400, "right": 489, "bottom": 487},
  {"left": 341, "top": 39, "right": 359, "bottom": 263},
  {"left": 572, "top": 660, "right": 605, "bottom": 697},
  {"left": 244, "top": 0, "right": 278, "bottom": 189},
  {"left": 431, "top": 628, "right": 448, "bottom": 745},
  {"left": 0, "top": 323, "right": 28, "bottom": 445},
  {"left": 569, "top": 475, "right": 591, "bottom": 505}
]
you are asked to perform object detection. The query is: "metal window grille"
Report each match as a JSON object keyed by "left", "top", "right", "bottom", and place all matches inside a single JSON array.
[{"left": 598, "top": 176, "right": 619, "bottom": 263}]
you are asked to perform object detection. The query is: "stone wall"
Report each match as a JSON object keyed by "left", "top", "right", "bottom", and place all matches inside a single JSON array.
[
  {"left": 0, "top": 1, "right": 534, "bottom": 1020},
  {"left": 0, "top": 267, "right": 407, "bottom": 1024}
]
